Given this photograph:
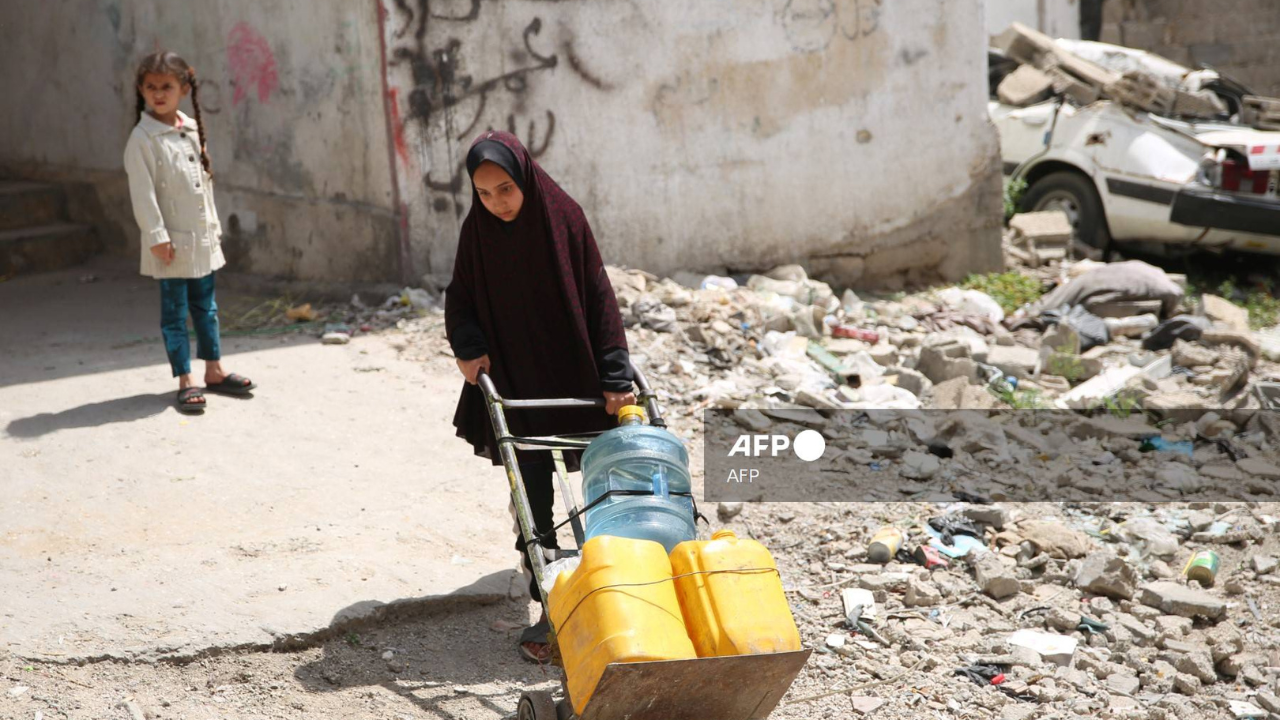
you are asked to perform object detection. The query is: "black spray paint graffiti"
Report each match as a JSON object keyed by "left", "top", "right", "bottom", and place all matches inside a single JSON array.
[
  {"left": 781, "top": 0, "right": 882, "bottom": 54},
  {"left": 388, "top": 0, "right": 605, "bottom": 221}
]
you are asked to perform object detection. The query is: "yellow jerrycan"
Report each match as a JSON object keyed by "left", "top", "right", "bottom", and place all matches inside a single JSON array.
[
  {"left": 669, "top": 529, "right": 802, "bottom": 657},
  {"left": 548, "top": 535, "right": 696, "bottom": 714}
]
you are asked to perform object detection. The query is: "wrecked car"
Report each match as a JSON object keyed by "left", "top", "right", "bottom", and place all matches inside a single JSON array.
[{"left": 988, "top": 24, "right": 1280, "bottom": 255}]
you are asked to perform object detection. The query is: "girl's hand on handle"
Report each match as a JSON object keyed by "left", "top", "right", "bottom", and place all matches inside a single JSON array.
[
  {"left": 150, "top": 242, "right": 175, "bottom": 266},
  {"left": 457, "top": 354, "right": 491, "bottom": 385},
  {"left": 604, "top": 390, "right": 637, "bottom": 416}
]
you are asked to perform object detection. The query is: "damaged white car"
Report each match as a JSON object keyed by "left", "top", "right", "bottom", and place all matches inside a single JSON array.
[{"left": 988, "top": 24, "right": 1280, "bottom": 255}]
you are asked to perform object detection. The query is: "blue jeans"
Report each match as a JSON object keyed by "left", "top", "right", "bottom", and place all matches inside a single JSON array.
[{"left": 160, "top": 274, "right": 221, "bottom": 377}]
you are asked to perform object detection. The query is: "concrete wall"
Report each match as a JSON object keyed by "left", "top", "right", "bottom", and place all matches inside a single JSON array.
[
  {"left": 3, "top": 0, "right": 1002, "bottom": 288},
  {"left": 384, "top": 0, "right": 1003, "bottom": 289},
  {"left": 0, "top": 0, "right": 401, "bottom": 282},
  {"left": 987, "top": 0, "right": 1082, "bottom": 42},
  {"left": 1099, "top": 0, "right": 1280, "bottom": 97}
]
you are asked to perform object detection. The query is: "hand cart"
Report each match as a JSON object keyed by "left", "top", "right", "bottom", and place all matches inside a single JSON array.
[{"left": 477, "top": 364, "right": 810, "bottom": 720}]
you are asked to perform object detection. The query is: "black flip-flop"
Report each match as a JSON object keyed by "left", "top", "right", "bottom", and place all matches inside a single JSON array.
[
  {"left": 176, "top": 387, "right": 206, "bottom": 414},
  {"left": 205, "top": 373, "right": 256, "bottom": 396}
]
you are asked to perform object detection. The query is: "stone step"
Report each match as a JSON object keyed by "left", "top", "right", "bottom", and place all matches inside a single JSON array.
[
  {"left": 0, "top": 180, "right": 68, "bottom": 232},
  {"left": 0, "top": 223, "right": 100, "bottom": 277}
]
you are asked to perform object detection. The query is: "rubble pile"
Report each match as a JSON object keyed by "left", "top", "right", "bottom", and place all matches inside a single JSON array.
[
  {"left": 598, "top": 257, "right": 1280, "bottom": 428},
  {"left": 736, "top": 499, "right": 1280, "bottom": 719}
]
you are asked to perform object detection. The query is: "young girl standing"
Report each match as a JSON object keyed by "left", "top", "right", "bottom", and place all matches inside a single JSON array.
[{"left": 124, "top": 51, "right": 255, "bottom": 413}]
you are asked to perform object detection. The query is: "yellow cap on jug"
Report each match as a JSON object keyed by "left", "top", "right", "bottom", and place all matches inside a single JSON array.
[
  {"left": 617, "top": 405, "right": 647, "bottom": 424},
  {"left": 712, "top": 529, "right": 737, "bottom": 541}
]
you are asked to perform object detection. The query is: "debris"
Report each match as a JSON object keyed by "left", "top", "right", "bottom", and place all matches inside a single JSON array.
[
  {"left": 1250, "top": 555, "right": 1277, "bottom": 575},
  {"left": 716, "top": 502, "right": 744, "bottom": 521},
  {"left": 1181, "top": 550, "right": 1220, "bottom": 587},
  {"left": 866, "top": 527, "right": 905, "bottom": 564},
  {"left": 1228, "top": 701, "right": 1268, "bottom": 719},
  {"left": 1104, "top": 313, "right": 1159, "bottom": 338},
  {"left": 1138, "top": 581, "right": 1226, "bottom": 620},
  {"left": 841, "top": 588, "right": 878, "bottom": 623},
  {"left": 1007, "top": 629, "right": 1078, "bottom": 666},
  {"left": 848, "top": 696, "right": 885, "bottom": 715},
  {"left": 1143, "top": 315, "right": 1212, "bottom": 351},
  {"left": 321, "top": 332, "right": 351, "bottom": 345},
  {"left": 286, "top": 303, "right": 317, "bottom": 322},
  {"left": 998, "top": 65, "right": 1054, "bottom": 106},
  {"left": 1075, "top": 553, "right": 1138, "bottom": 599},
  {"left": 974, "top": 553, "right": 1021, "bottom": 599},
  {"left": 1202, "top": 294, "right": 1251, "bottom": 334},
  {"left": 1018, "top": 520, "right": 1090, "bottom": 559}
]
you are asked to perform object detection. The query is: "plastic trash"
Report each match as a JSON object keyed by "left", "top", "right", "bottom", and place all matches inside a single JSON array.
[
  {"left": 866, "top": 527, "right": 905, "bottom": 564},
  {"left": 700, "top": 275, "right": 739, "bottom": 291},
  {"left": 1104, "top": 313, "right": 1159, "bottom": 338},
  {"left": 286, "top": 303, "right": 317, "bottom": 322},
  {"left": 1115, "top": 517, "right": 1180, "bottom": 559},
  {"left": 927, "top": 516, "right": 984, "bottom": 546},
  {"left": 1008, "top": 629, "right": 1078, "bottom": 666},
  {"left": 937, "top": 287, "right": 1005, "bottom": 323},
  {"left": 924, "top": 525, "right": 988, "bottom": 558},
  {"left": 1140, "top": 437, "right": 1194, "bottom": 459},
  {"left": 1142, "top": 315, "right": 1212, "bottom": 351},
  {"left": 399, "top": 287, "right": 435, "bottom": 309},
  {"left": 832, "top": 325, "right": 880, "bottom": 343},
  {"left": 540, "top": 555, "right": 582, "bottom": 595}
]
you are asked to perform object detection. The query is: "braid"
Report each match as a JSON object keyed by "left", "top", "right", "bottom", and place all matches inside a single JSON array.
[{"left": 188, "top": 69, "right": 213, "bottom": 181}]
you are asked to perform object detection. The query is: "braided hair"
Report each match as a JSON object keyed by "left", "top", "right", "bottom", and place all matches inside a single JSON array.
[{"left": 134, "top": 51, "right": 213, "bottom": 181}]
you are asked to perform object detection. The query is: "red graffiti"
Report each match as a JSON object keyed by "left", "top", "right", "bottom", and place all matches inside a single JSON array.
[
  {"left": 388, "top": 87, "right": 410, "bottom": 166},
  {"left": 227, "top": 22, "right": 278, "bottom": 105}
]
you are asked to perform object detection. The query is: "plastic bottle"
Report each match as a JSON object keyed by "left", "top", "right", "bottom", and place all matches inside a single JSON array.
[
  {"left": 866, "top": 527, "right": 905, "bottom": 563},
  {"left": 669, "top": 530, "right": 801, "bottom": 657},
  {"left": 548, "top": 535, "right": 696, "bottom": 714},
  {"left": 582, "top": 405, "right": 697, "bottom": 553}
]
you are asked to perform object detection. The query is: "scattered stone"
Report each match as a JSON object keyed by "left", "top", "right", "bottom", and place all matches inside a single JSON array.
[
  {"left": 1175, "top": 651, "right": 1217, "bottom": 684},
  {"left": 716, "top": 502, "right": 744, "bottom": 521},
  {"left": 974, "top": 553, "right": 1021, "bottom": 599},
  {"left": 904, "top": 578, "right": 943, "bottom": 607},
  {"left": 1237, "top": 457, "right": 1280, "bottom": 479},
  {"left": 321, "top": 332, "right": 351, "bottom": 345},
  {"left": 1255, "top": 692, "right": 1280, "bottom": 714},
  {"left": 1250, "top": 555, "right": 1277, "bottom": 575},
  {"left": 1154, "top": 615, "right": 1193, "bottom": 638},
  {"left": 1008, "top": 629, "right": 1078, "bottom": 666},
  {"left": 1138, "top": 582, "right": 1227, "bottom": 620},
  {"left": 1075, "top": 553, "right": 1138, "bottom": 599},
  {"left": 961, "top": 504, "right": 1008, "bottom": 530},
  {"left": 849, "top": 696, "right": 885, "bottom": 715},
  {"left": 1172, "top": 339, "right": 1219, "bottom": 368},
  {"left": 1202, "top": 295, "right": 1251, "bottom": 334},
  {"left": 1106, "top": 673, "right": 1141, "bottom": 694},
  {"left": 1172, "top": 672, "right": 1201, "bottom": 695}
]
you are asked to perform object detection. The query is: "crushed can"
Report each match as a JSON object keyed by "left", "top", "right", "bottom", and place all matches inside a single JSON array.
[
  {"left": 866, "top": 527, "right": 905, "bottom": 564},
  {"left": 1182, "top": 550, "right": 1220, "bottom": 587},
  {"left": 913, "top": 545, "right": 950, "bottom": 570}
]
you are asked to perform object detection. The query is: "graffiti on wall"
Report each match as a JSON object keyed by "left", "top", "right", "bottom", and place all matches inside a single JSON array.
[
  {"left": 386, "top": 0, "right": 604, "bottom": 220},
  {"left": 781, "top": 0, "right": 882, "bottom": 54},
  {"left": 227, "top": 22, "right": 279, "bottom": 105}
]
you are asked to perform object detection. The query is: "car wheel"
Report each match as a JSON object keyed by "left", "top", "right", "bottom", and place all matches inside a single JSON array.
[{"left": 1021, "top": 171, "right": 1112, "bottom": 250}]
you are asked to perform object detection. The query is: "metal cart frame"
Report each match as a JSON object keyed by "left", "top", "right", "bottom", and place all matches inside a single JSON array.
[{"left": 476, "top": 364, "right": 809, "bottom": 720}]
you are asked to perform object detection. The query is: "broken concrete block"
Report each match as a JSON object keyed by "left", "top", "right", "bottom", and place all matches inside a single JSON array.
[
  {"left": 1138, "top": 581, "right": 1226, "bottom": 620},
  {"left": 1236, "top": 457, "right": 1280, "bottom": 479},
  {"left": 1106, "top": 71, "right": 1176, "bottom": 114},
  {"left": 974, "top": 553, "right": 1021, "bottom": 599},
  {"left": 1175, "top": 650, "right": 1217, "bottom": 684},
  {"left": 1076, "top": 553, "right": 1138, "bottom": 600},
  {"left": 1172, "top": 339, "right": 1219, "bottom": 368},
  {"left": 1046, "top": 66, "right": 1101, "bottom": 105},
  {"left": 904, "top": 578, "right": 943, "bottom": 607},
  {"left": 988, "top": 344, "right": 1040, "bottom": 379},
  {"left": 1250, "top": 555, "right": 1277, "bottom": 575},
  {"left": 961, "top": 504, "right": 1008, "bottom": 530},
  {"left": 1199, "top": 329, "right": 1260, "bottom": 366},
  {"left": 1172, "top": 672, "right": 1201, "bottom": 695},
  {"left": 1172, "top": 89, "right": 1227, "bottom": 119},
  {"left": 1007, "top": 629, "right": 1078, "bottom": 666},
  {"left": 1202, "top": 295, "right": 1250, "bottom": 334},
  {"left": 999, "top": 65, "right": 1054, "bottom": 106},
  {"left": 1010, "top": 211, "right": 1073, "bottom": 244}
]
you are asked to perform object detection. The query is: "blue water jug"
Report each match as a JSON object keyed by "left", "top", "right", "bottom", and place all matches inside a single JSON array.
[{"left": 581, "top": 405, "right": 697, "bottom": 553}]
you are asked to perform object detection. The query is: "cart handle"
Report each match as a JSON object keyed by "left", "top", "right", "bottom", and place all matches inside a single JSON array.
[{"left": 476, "top": 362, "right": 665, "bottom": 426}]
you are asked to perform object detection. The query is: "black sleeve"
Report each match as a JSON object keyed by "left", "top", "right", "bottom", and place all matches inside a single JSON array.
[
  {"left": 598, "top": 347, "right": 634, "bottom": 392},
  {"left": 449, "top": 318, "right": 489, "bottom": 361}
]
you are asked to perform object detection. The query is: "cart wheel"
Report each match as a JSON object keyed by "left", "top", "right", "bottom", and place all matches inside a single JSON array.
[{"left": 517, "top": 691, "right": 558, "bottom": 720}]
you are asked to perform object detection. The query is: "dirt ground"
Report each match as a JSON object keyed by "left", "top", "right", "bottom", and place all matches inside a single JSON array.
[{"left": 3, "top": 260, "right": 1278, "bottom": 720}]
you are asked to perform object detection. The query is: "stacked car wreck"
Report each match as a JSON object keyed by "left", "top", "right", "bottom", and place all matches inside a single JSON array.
[{"left": 990, "top": 23, "right": 1280, "bottom": 255}]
